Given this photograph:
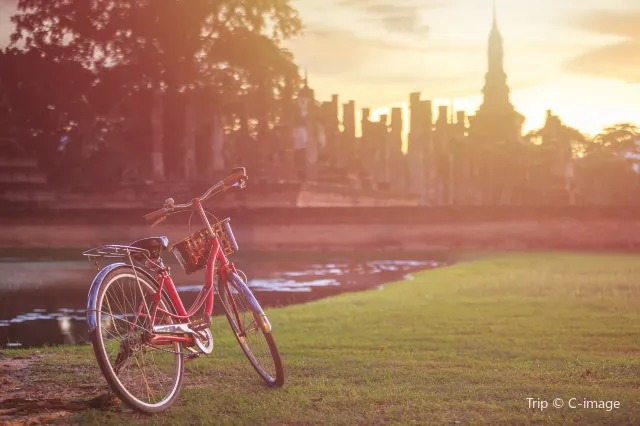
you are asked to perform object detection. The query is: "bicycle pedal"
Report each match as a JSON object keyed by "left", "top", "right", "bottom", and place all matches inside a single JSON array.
[
  {"left": 184, "top": 346, "right": 201, "bottom": 362},
  {"left": 185, "top": 354, "right": 201, "bottom": 363},
  {"left": 189, "top": 312, "right": 212, "bottom": 331}
]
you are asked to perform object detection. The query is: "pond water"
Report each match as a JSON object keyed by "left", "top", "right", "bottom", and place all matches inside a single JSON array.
[{"left": 0, "top": 250, "right": 448, "bottom": 348}]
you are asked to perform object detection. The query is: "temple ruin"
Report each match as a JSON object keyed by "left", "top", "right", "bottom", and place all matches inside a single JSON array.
[
  {"left": 244, "top": 8, "right": 576, "bottom": 205},
  {"left": 1, "top": 9, "right": 580, "bottom": 208}
]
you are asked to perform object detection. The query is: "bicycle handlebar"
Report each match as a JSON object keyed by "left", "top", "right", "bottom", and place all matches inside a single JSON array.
[
  {"left": 143, "top": 167, "right": 247, "bottom": 223},
  {"left": 143, "top": 208, "right": 167, "bottom": 222}
]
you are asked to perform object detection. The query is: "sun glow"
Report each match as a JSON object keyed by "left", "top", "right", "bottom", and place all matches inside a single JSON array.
[
  {"left": 345, "top": 76, "right": 640, "bottom": 156},
  {"left": 292, "top": 0, "right": 640, "bottom": 151}
]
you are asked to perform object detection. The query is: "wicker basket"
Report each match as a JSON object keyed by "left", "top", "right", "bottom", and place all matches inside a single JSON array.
[{"left": 170, "top": 218, "right": 238, "bottom": 274}]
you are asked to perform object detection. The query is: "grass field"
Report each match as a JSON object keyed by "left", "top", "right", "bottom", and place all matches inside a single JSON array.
[{"left": 3, "top": 252, "right": 640, "bottom": 424}]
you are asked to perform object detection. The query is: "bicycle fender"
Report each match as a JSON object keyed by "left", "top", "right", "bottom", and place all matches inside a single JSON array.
[
  {"left": 86, "top": 263, "right": 159, "bottom": 333},
  {"left": 230, "top": 273, "right": 272, "bottom": 334}
]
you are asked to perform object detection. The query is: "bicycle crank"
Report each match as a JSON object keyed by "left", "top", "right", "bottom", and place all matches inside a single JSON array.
[
  {"left": 152, "top": 322, "right": 214, "bottom": 355},
  {"left": 189, "top": 312, "right": 212, "bottom": 331},
  {"left": 193, "top": 328, "right": 214, "bottom": 355}
]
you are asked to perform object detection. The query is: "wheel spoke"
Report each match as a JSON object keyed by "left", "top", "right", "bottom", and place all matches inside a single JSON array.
[
  {"left": 92, "top": 270, "right": 183, "bottom": 411},
  {"left": 220, "top": 275, "right": 282, "bottom": 385}
]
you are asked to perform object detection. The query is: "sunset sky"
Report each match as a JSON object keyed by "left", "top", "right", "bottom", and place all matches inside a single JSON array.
[
  {"left": 0, "top": 0, "right": 638, "bottom": 141},
  {"left": 284, "top": 0, "right": 640, "bottom": 139}
]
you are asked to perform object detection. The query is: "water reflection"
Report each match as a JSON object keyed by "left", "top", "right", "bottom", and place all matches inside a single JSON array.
[{"left": 0, "top": 258, "right": 445, "bottom": 348}]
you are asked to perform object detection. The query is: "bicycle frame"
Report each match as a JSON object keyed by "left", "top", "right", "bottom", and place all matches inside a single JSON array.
[{"left": 145, "top": 198, "right": 244, "bottom": 347}]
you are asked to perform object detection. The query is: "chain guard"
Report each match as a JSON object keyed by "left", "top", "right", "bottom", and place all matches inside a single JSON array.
[{"left": 193, "top": 328, "right": 214, "bottom": 354}]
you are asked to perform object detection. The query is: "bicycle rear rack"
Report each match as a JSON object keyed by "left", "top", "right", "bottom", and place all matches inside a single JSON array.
[{"left": 83, "top": 245, "right": 151, "bottom": 271}]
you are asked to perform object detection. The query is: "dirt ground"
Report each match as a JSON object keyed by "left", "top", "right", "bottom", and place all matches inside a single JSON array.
[
  {"left": 0, "top": 349, "right": 221, "bottom": 425},
  {"left": 0, "top": 351, "right": 115, "bottom": 425}
]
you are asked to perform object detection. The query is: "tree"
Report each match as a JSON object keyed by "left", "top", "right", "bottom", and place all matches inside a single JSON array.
[
  {"left": 589, "top": 123, "right": 639, "bottom": 154},
  {"left": 0, "top": 48, "right": 95, "bottom": 174},
  {"left": 524, "top": 120, "right": 590, "bottom": 158},
  {"left": 577, "top": 124, "right": 640, "bottom": 204},
  {"left": 10, "top": 1, "right": 301, "bottom": 91},
  {"left": 0, "top": 46, "right": 150, "bottom": 186},
  {"left": 520, "top": 112, "right": 590, "bottom": 204},
  {"left": 216, "top": 30, "right": 299, "bottom": 166},
  {"left": 8, "top": 0, "right": 303, "bottom": 178}
]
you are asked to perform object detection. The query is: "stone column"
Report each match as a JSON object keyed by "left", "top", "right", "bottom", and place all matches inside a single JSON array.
[
  {"left": 450, "top": 110, "right": 467, "bottom": 205},
  {"left": 255, "top": 79, "right": 271, "bottom": 180},
  {"left": 184, "top": 94, "right": 197, "bottom": 179},
  {"left": 293, "top": 124, "right": 307, "bottom": 181},
  {"left": 376, "top": 114, "right": 389, "bottom": 189},
  {"left": 360, "top": 108, "right": 371, "bottom": 169},
  {"left": 360, "top": 108, "right": 373, "bottom": 189},
  {"left": 210, "top": 112, "right": 225, "bottom": 174},
  {"left": 305, "top": 104, "right": 319, "bottom": 183},
  {"left": 420, "top": 100, "right": 433, "bottom": 203},
  {"left": 566, "top": 160, "right": 577, "bottom": 205},
  {"left": 317, "top": 102, "right": 329, "bottom": 166},
  {"left": 425, "top": 102, "right": 442, "bottom": 205},
  {"left": 280, "top": 79, "right": 296, "bottom": 181},
  {"left": 342, "top": 100, "right": 356, "bottom": 167},
  {"left": 327, "top": 94, "right": 339, "bottom": 167},
  {"left": 0, "top": 75, "right": 12, "bottom": 143},
  {"left": 151, "top": 90, "right": 165, "bottom": 180},
  {"left": 431, "top": 105, "right": 449, "bottom": 205},
  {"left": 407, "top": 93, "right": 423, "bottom": 197},
  {"left": 389, "top": 107, "right": 404, "bottom": 191}
]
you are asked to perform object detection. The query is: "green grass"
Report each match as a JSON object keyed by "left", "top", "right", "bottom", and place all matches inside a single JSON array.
[{"left": 5, "top": 252, "right": 640, "bottom": 424}]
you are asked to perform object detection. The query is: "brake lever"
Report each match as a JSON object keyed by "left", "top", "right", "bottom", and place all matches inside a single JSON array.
[
  {"left": 234, "top": 178, "right": 247, "bottom": 189},
  {"left": 150, "top": 215, "right": 167, "bottom": 228}
]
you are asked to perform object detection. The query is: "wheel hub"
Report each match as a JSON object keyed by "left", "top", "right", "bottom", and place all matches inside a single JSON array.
[{"left": 121, "top": 331, "right": 143, "bottom": 357}]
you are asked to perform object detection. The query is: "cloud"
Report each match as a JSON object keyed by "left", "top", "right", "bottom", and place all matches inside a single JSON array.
[
  {"left": 285, "top": 25, "right": 478, "bottom": 79},
  {"left": 285, "top": 24, "right": 547, "bottom": 108},
  {"left": 284, "top": 25, "right": 475, "bottom": 106},
  {"left": 285, "top": 27, "right": 410, "bottom": 76},
  {"left": 336, "top": 0, "right": 444, "bottom": 36},
  {"left": 565, "top": 10, "right": 640, "bottom": 82}
]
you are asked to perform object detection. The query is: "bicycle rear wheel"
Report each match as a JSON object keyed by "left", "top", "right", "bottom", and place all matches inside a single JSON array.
[
  {"left": 218, "top": 272, "right": 284, "bottom": 387},
  {"left": 90, "top": 265, "right": 184, "bottom": 413}
]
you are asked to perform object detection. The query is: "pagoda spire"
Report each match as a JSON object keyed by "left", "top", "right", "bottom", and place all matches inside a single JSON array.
[
  {"left": 489, "top": 0, "right": 502, "bottom": 42},
  {"left": 492, "top": 0, "right": 497, "bottom": 27},
  {"left": 479, "top": 1, "right": 510, "bottom": 109},
  {"left": 470, "top": 0, "right": 525, "bottom": 145},
  {"left": 488, "top": 1, "right": 504, "bottom": 73},
  {"left": 298, "top": 68, "right": 314, "bottom": 100}
]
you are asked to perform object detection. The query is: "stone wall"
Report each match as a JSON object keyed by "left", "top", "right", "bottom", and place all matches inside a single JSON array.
[
  {"left": 5, "top": 181, "right": 420, "bottom": 209},
  {"left": 2, "top": 207, "right": 640, "bottom": 251}
]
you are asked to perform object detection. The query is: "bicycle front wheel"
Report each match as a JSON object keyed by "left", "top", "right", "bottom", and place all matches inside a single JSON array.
[
  {"left": 90, "top": 265, "right": 185, "bottom": 413},
  {"left": 218, "top": 272, "right": 284, "bottom": 387}
]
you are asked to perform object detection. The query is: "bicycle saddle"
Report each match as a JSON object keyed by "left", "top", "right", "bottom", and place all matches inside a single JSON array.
[{"left": 129, "top": 236, "right": 169, "bottom": 260}]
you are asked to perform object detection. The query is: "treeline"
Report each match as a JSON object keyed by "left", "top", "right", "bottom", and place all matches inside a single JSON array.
[
  {"left": 522, "top": 118, "right": 640, "bottom": 204},
  {"left": 0, "top": 0, "right": 302, "bottom": 186}
]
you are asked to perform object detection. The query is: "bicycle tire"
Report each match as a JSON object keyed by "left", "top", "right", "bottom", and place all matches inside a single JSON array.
[
  {"left": 89, "top": 265, "right": 185, "bottom": 413},
  {"left": 219, "top": 272, "right": 284, "bottom": 387}
]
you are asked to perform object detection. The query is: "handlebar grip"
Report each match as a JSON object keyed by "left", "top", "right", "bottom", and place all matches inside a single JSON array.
[
  {"left": 223, "top": 167, "right": 247, "bottom": 186},
  {"left": 143, "top": 208, "right": 167, "bottom": 222}
]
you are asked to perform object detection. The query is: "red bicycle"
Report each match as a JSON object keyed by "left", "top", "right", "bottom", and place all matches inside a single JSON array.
[{"left": 83, "top": 167, "right": 283, "bottom": 414}]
